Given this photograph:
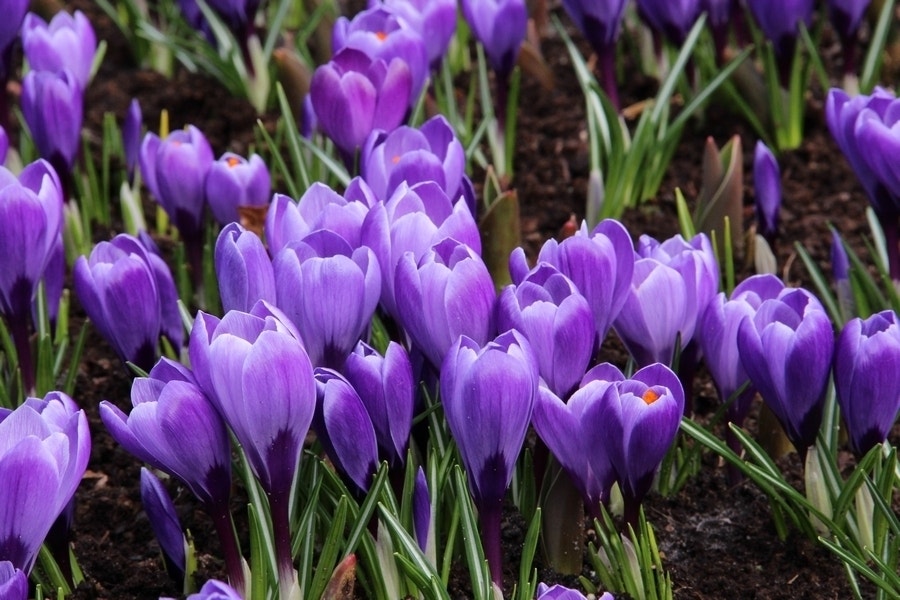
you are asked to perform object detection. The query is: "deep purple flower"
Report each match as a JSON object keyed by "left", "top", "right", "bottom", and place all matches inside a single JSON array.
[
  {"left": 561, "top": 0, "right": 627, "bottom": 106},
  {"left": 362, "top": 181, "right": 480, "bottom": 317},
  {"left": 597, "top": 363, "right": 684, "bottom": 523},
  {"left": 361, "top": 115, "right": 467, "bottom": 202},
  {"left": 313, "top": 368, "right": 380, "bottom": 493},
  {"left": 441, "top": 330, "right": 539, "bottom": 587},
  {"left": 369, "top": 0, "right": 457, "bottom": 68},
  {"left": 636, "top": 0, "right": 702, "bottom": 45},
  {"left": 273, "top": 230, "right": 381, "bottom": 368},
  {"left": 827, "top": 0, "right": 872, "bottom": 73},
  {"left": 532, "top": 364, "right": 624, "bottom": 514},
  {"left": 460, "top": 0, "right": 527, "bottom": 79},
  {"left": 215, "top": 223, "right": 276, "bottom": 313},
  {"left": 754, "top": 141, "right": 781, "bottom": 242},
  {"left": 513, "top": 219, "right": 634, "bottom": 349},
  {"left": 698, "top": 274, "right": 785, "bottom": 425},
  {"left": 738, "top": 287, "right": 834, "bottom": 454},
  {"left": 310, "top": 48, "right": 412, "bottom": 158},
  {"left": 498, "top": 263, "right": 594, "bottom": 398},
  {"left": 341, "top": 341, "right": 414, "bottom": 468},
  {"left": 0, "top": 562, "right": 27, "bottom": 600},
  {"left": 206, "top": 0, "right": 259, "bottom": 32},
  {"left": 0, "top": 126, "right": 8, "bottom": 165},
  {"left": 0, "top": 0, "right": 27, "bottom": 82},
  {"left": 413, "top": 467, "right": 432, "bottom": 555},
  {"left": 140, "top": 468, "right": 186, "bottom": 582},
  {"left": 139, "top": 125, "right": 214, "bottom": 241},
  {"left": 205, "top": 152, "right": 271, "bottom": 226},
  {"left": 332, "top": 5, "right": 429, "bottom": 101},
  {"left": 21, "top": 69, "right": 84, "bottom": 177},
  {"left": 21, "top": 10, "right": 97, "bottom": 89},
  {"left": 123, "top": 99, "right": 142, "bottom": 182},
  {"left": 265, "top": 180, "right": 374, "bottom": 254},
  {"left": 74, "top": 234, "right": 183, "bottom": 371},
  {"left": 834, "top": 311, "right": 900, "bottom": 455},
  {"left": 395, "top": 238, "right": 496, "bottom": 369},
  {"left": 746, "top": 0, "right": 815, "bottom": 70},
  {"left": 0, "top": 395, "right": 90, "bottom": 573}
]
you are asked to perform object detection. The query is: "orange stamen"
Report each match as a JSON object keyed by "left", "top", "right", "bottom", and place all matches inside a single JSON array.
[
  {"left": 226, "top": 156, "right": 241, "bottom": 168},
  {"left": 642, "top": 389, "right": 660, "bottom": 405},
  {"left": 391, "top": 155, "right": 401, "bottom": 164},
  {"left": 376, "top": 31, "right": 388, "bottom": 41}
]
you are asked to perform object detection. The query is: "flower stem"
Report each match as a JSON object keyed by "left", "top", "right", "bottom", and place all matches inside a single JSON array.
[
  {"left": 479, "top": 497, "right": 504, "bottom": 590},
  {"left": 269, "top": 489, "right": 298, "bottom": 599},
  {"left": 10, "top": 318, "right": 35, "bottom": 395},
  {"left": 208, "top": 500, "right": 246, "bottom": 597}
]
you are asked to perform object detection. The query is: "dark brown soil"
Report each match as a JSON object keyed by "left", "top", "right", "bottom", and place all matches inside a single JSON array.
[{"left": 34, "top": 0, "right": 892, "bottom": 598}]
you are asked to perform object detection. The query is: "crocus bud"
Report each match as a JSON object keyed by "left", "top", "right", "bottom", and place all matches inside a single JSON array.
[
  {"left": 0, "top": 395, "right": 90, "bottom": 573},
  {"left": 395, "top": 239, "right": 496, "bottom": 369},
  {"left": 21, "top": 69, "right": 84, "bottom": 177},
  {"left": 215, "top": 223, "right": 276, "bottom": 313},
  {"left": 74, "top": 234, "right": 183, "bottom": 371},
  {"left": 310, "top": 48, "right": 412, "bottom": 159},
  {"left": 342, "top": 341, "right": 414, "bottom": 468},
  {"left": 141, "top": 468, "right": 187, "bottom": 582},
  {"left": 205, "top": 152, "right": 271, "bottom": 226},
  {"left": 332, "top": 5, "right": 429, "bottom": 101},
  {"left": 361, "top": 115, "right": 466, "bottom": 202},
  {"left": 498, "top": 263, "right": 594, "bottom": 398},
  {"left": 313, "top": 368, "right": 380, "bottom": 493},
  {"left": 834, "top": 311, "right": 900, "bottom": 456},
  {"left": 0, "top": 562, "right": 26, "bottom": 600},
  {"left": 123, "top": 99, "right": 142, "bottom": 182},
  {"left": 139, "top": 125, "right": 214, "bottom": 241},
  {"left": 413, "top": 467, "right": 433, "bottom": 557},
  {"left": 273, "top": 230, "right": 381, "bottom": 368},
  {"left": 373, "top": 0, "right": 457, "bottom": 69},
  {"left": 831, "top": 228, "right": 855, "bottom": 320},
  {"left": 636, "top": 0, "right": 702, "bottom": 46},
  {"left": 753, "top": 141, "right": 781, "bottom": 243},
  {"left": 460, "top": 0, "right": 527, "bottom": 80},
  {"left": 441, "top": 330, "right": 539, "bottom": 587},
  {"left": 737, "top": 287, "right": 834, "bottom": 454},
  {"left": 21, "top": 10, "right": 97, "bottom": 89}
]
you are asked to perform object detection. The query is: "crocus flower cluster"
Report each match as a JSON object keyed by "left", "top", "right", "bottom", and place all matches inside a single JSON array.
[{"left": 20, "top": 10, "right": 97, "bottom": 187}]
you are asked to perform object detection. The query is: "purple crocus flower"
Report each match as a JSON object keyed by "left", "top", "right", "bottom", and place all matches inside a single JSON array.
[
  {"left": 310, "top": 48, "right": 412, "bottom": 160},
  {"left": 754, "top": 141, "right": 781, "bottom": 243},
  {"left": 140, "top": 468, "right": 186, "bottom": 582},
  {"left": 139, "top": 125, "right": 214, "bottom": 243},
  {"left": 369, "top": 0, "right": 457, "bottom": 69},
  {"left": 833, "top": 311, "right": 900, "bottom": 456},
  {"left": 532, "top": 364, "right": 624, "bottom": 515},
  {"left": 100, "top": 358, "right": 243, "bottom": 592},
  {"left": 332, "top": 5, "right": 429, "bottom": 101},
  {"left": 394, "top": 238, "right": 496, "bottom": 369},
  {"left": 74, "top": 233, "right": 183, "bottom": 372},
  {"left": 0, "top": 0, "right": 27, "bottom": 82},
  {"left": 362, "top": 181, "right": 480, "bottom": 317},
  {"left": 273, "top": 229, "right": 381, "bottom": 368},
  {"left": 0, "top": 126, "right": 8, "bottom": 165},
  {"left": 0, "top": 394, "right": 90, "bottom": 573},
  {"left": 498, "top": 263, "right": 595, "bottom": 398},
  {"left": 513, "top": 219, "right": 634, "bottom": 349},
  {"left": 361, "top": 115, "right": 467, "bottom": 202},
  {"left": 313, "top": 368, "right": 380, "bottom": 493},
  {"left": 20, "top": 69, "right": 84, "bottom": 179},
  {"left": 737, "top": 287, "right": 834, "bottom": 455},
  {"left": 441, "top": 330, "right": 539, "bottom": 587},
  {"left": 123, "top": 99, "right": 142, "bottom": 183},
  {"left": 215, "top": 223, "right": 276, "bottom": 313},
  {"left": 460, "top": 0, "right": 527, "bottom": 80},
  {"left": 537, "top": 582, "right": 614, "bottom": 600},
  {"left": 827, "top": 0, "right": 872, "bottom": 76},
  {"left": 598, "top": 363, "right": 684, "bottom": 524},
  {"left": 561, "top": 0, "right": 627, "bottom": 107},
  {"left": 205, "top": 152, "right": 271, "bottom": 226},
  {"left": 413, "top": 467, "right": 432, "bottom": 555},
  {"left": 746, "top": 0, "right": 815, "bottom": 81},
  {"left": 21, "top": 10, "right": 98, "bottom": 89},
  {"left": 341, "top": 341, "right": 414, "bottom": 468},
  {"left": 0, "top": 562, "right": 27, "bottom": 600},
  {"left": 265, "top": 180, "right": 375, "bottom": 254},
  {"left": 189, "top": 301, "right": 315, "bottom": 597},
  {"left": 176, "top": 579, "right": 243, "bottom": 600},
  {"left": 636, "top": 0, "right": 702, "bottom": 46},
  {"left": 697, "top": 274, "right": 785, "bottom": 426}
]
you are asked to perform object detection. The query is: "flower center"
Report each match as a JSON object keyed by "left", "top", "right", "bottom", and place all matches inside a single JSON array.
[
  {"left": 391, "top": 155, "right": 401, "bottom": 164},
  {"left": 226, "top": 156, "right": 241, "bottom": 168},
  {"left": 642, "top": 389, "right": 660, "bottom": 405},
  {"left": 376, "top": 31, "right": 388, "bottom": 41}
]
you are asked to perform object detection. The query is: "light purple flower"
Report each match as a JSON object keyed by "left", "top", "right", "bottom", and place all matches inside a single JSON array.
[
  {"left": 537, "top": 582, "right": 614, "bottom": 600},
  {"left": 21, "top": 69, "right": 84, "bottom": 176},
  {"left": 738, "top": 287, "right": 834, "bottom": 454},
  {"left": 215, "top": 223, "right": 276, "bottom": 313},
  {"left": 460, "top": 0, "right": 527, "bottom": 79},
  {"left": 395, "top": 238, "right": 496, "bottom": 369},
  {"left": 369, "top": 0, "right": 457, "bottom": 68},
  {"left": 310, "top": 48, "right": 412, "bottom": 158},
  {"left": 21, "top": 10, "right": 97, "bottom": 89},
  {"left": 273, "top": 230, "right": 381, "bottom": 368},
  {"left": 0, "top": 561, "right": 27, "bottom": 600},
  {"left": 0, "top": 394, "right": 90, "bottom": 573},
  {"left": 754, "top": 141, "right": 781, "bottom": 242},
  {"left": 185, "top": 579, "right": 243, "bottom": 600},
  {"left": 205, "top": 152, "right": 271, "bottom": 226},
  {"left": 498, "top": 263, "right": 594, "bottom": 398},
  {"left": 441, "top": 330, "right": 539, "bottom": 586},
  {"left": 834, "top": 310, "right": 900, "bottom": 455},
  {"left": 74, "top": 234, "right": 183, "bottom": 371}
]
